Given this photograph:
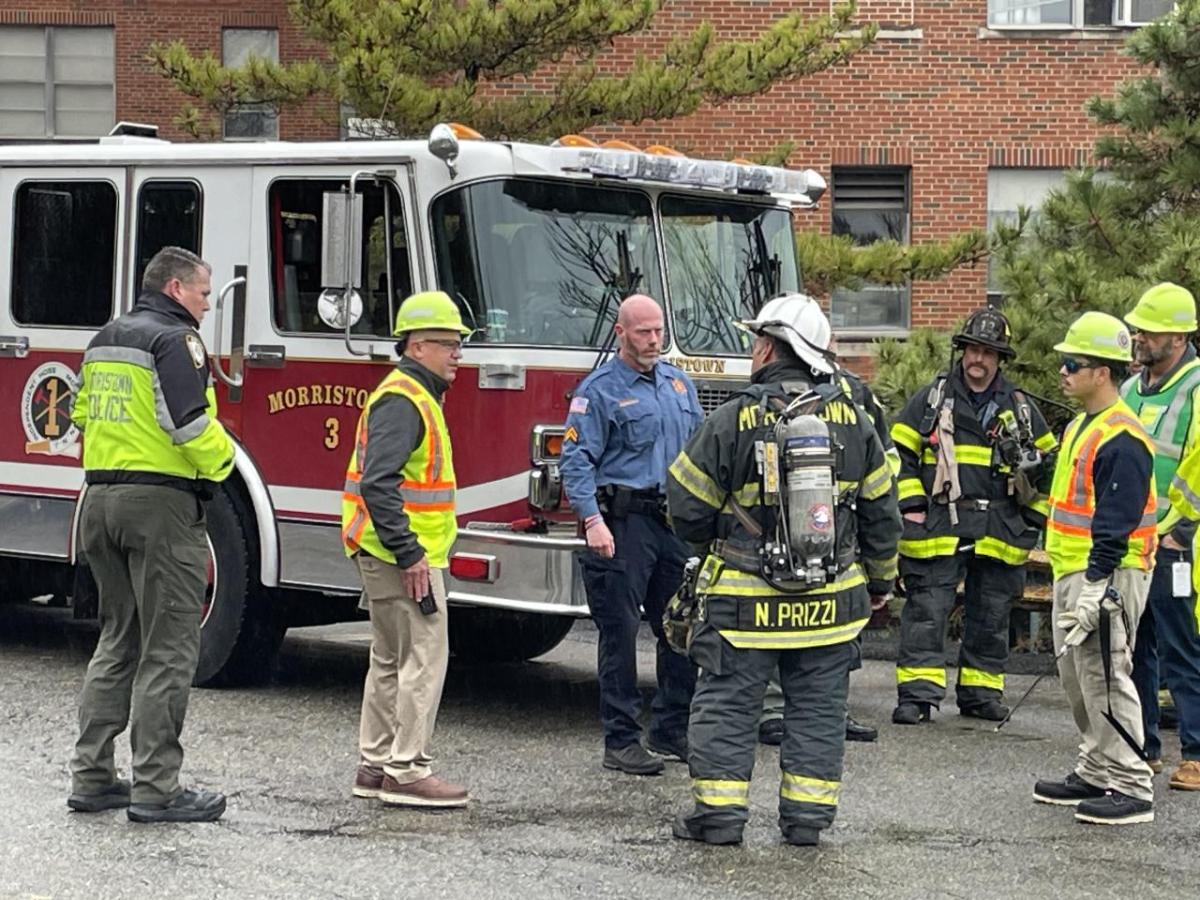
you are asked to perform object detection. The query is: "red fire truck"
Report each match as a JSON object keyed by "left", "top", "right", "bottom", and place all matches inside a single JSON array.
[{"left": 0, "top": 122, "right": 823, "bottom": 685}]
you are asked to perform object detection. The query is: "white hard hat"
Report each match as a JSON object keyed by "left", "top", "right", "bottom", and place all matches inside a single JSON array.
[{"left": 737, "top": 292, "right": 835, "bottom": 375}]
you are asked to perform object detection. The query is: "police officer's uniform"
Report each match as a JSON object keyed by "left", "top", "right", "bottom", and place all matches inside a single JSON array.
[
  {"left": 68, "top": 289, "right": 235, "bottom": 813},
  {"left": 667, "top": 357, "right": 900, "bottom": 845},
  {"left": 891, "top": 313, "right": 1057, "bottom": 721},
  {"left": 560, "top": 355, "right": 703, "bottom": 759}
]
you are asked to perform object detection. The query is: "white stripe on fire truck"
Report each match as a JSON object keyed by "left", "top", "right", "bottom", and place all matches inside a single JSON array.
[{"left": 270, "top": 471, "right": 529, "bottom": 518}]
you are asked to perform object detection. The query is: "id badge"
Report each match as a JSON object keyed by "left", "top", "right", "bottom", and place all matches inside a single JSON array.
[{"left": 1173, "top": 561, "right": 1192, "bottom": 598}]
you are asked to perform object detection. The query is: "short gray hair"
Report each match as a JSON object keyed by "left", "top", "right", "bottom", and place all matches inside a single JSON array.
[{"left": 142, "top": 246, "right": 211, "bottom": 293}]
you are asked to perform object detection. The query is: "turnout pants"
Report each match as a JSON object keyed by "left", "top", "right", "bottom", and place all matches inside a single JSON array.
[
  {"left": 1053, "top": 568, "right": 1154, "bottom": 801},
  {"left": 579, "top": 511, "right": 696, "bottom": 749},
  {"left": 896, "top": 551, "right": 1024, "bottom": 710},
  {"left": 761, "top": 638, "right": 862, "bottom": 724},
  {"left": 357, "top": 559, "right": 450, "bottom": 784},
  {"left": 1132, "top": 545, "right": 1200, "bottom": 762},
  {"left": 70, "top": 484, "right": 208, "bottom": 805},
  {"left": 684, "top": 618, "right": 854, "bottom": 837}
]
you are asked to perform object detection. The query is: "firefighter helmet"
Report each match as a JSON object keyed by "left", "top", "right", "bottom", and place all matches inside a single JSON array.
[
  {"left": 737, "top": 293, "right": 835, "bottom": 375},
  {"left": 1125, "top": 282, "right": 1197, "bottom": 334},
  {"left": 1054, "top": 312, "right": 1132, "bottom": 362},
  {"left": 952, "top": 307, "right": 1015, "bottom": 358},
  {"left": 393, "top": 290, "right": 472, "bottom": 336}
]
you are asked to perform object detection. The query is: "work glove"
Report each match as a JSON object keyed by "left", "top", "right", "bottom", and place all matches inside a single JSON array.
[{"left": 1056, "top": 578, "right": 1109, "bottom": 647}]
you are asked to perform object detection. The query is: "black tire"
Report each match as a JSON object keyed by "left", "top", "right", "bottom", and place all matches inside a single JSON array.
[
  {"left": 448, "top": 607, "right": 575, "bottom": 662},
  {"left": 193, "top": 486, "right": 284, "bottom": 687}
]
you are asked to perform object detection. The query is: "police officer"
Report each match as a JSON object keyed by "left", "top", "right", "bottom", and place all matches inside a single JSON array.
[
  {"left": 560, "top": 294, "right": 703, "bottom": 775},
  {"left": 666, "top": 293, "right": 900, "bottom": 846},
  {"left": 891, "top": 308, "right": 1057, "bottom": 724},
  {"left": 67, "top": 247, "right": 234, "bottom": 823},
  {"left": 1034, "top": 312, "right": 1157, "bottom": 826},
  {"left": 1122, "top": 283, "right": 1200, "bottom": 787}
]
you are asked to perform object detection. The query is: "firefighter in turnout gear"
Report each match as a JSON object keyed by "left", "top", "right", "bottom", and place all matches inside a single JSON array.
[
  {"left": 891, "top": 308, "right": 1057, "bottom": 725},
  {"left": 666, "top": 293, "right": 900, "bottom": 847}
]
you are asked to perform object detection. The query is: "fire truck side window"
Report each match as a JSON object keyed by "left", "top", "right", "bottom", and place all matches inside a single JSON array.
[
  {"left": 133, "top": 181, "right": 202, "bottom": 300},
  {"left": 267, "top": 178, "right": 411, "bottom": 336},
  {"left": 11, "top": 180, "right": 116, "bottom": 328}
]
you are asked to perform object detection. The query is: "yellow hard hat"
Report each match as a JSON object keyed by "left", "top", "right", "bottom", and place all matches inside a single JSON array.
[
  {"left": 1054, "top": 312, "right": 1132, "bottom": 362},
  {"left": 1124, "top": 282, "right": 1197, "bottom": 334},
  {"left": 393, "top": 290, "right": 471, "bottom": 336}
]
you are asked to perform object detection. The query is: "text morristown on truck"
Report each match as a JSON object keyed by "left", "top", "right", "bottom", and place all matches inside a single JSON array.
[{"left": 0, "top": 121, "right": 824, "bottom": 685}]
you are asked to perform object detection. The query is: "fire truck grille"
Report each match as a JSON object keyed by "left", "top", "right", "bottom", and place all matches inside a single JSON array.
[{"left": 694, "top": 382, "right": 735, "bottom": 417}]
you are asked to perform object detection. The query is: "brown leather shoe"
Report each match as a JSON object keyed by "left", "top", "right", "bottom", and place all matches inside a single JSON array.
[
  {"left": 352, "top": 764, "right": 384, "bottom": 799},
  {"left": 379, "top": 774, "right": 469, "bottom": 808},
  {"left": 1169, "top": 759, "right": 1200, "bottom": 791}
]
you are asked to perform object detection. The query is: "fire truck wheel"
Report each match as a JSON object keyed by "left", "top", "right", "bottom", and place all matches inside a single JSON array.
[
  {"left": 448, "top": 608, "right": 575, "bottom": 662},
  {"left": 193, "top": 487, "right": 284, "bottom": 688}
]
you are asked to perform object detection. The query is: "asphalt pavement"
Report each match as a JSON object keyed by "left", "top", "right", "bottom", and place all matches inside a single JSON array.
[{"left": 0, "top": 603, "right": 1194, "bottom": 900}]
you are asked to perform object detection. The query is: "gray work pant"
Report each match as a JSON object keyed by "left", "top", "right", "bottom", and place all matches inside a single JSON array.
[
  {"left": 70, "top": 484, "right": 208, "bottom": 805},
  {"left": 685, "top": 621, "right": 854, "bottom": 836},
  {"left": 1053, "top": 568, "right": 1154, "bottom": 802}
]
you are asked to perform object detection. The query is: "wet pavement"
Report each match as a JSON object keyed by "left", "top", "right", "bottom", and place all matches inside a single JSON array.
[{"left": 1, "top": 602, "right": 1195, "bottom": 900}]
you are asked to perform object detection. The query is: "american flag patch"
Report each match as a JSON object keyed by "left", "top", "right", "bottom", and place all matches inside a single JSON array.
[{"left": 569, "top": 396, "right": 589, "bottom": 415}]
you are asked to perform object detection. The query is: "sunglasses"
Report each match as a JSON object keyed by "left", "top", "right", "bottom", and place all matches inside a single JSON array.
[
  {"left": 1060, "top": 357, "right": 1096, "bottom": 374},
  {"left": 418, "top": 338, "right": 464, "bottom": 351}
]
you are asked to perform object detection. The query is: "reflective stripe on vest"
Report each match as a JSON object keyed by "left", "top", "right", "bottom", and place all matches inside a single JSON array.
[
  {"left": 1122, "top": 360, "right": 1200, "bottom": 519},
  {"left": 341, "top": 369, "right": 457, "bottom": 566},
  {"left": 1046, "top": 401, "right": 1157, "bottom": 579}
]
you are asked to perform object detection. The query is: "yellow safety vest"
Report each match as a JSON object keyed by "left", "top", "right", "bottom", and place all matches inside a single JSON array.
[
  {"left": 341, "top": 369, "right": 457, "bottom": 567},
  {"left": 1046, "top": 400, "right": 1157, "bottom": 580}
]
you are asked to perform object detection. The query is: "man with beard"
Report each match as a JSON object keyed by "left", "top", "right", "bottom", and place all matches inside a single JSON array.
[
  {"left": 1122, "top": 283, "right": 1200, "bottom": 788},
  {"left": 561, "top": 294, "right": 703, "bottom": 775},
  {"left": 891, "top": 308, "right": 1057, "bottom": 725}
]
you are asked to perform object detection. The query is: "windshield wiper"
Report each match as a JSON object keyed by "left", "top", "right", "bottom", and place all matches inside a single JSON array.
[
  {"left": 587, "top": 229, "right": 641, "bottom": 371},
  {"left": 751, "top": 219, "right": 781, "bottom": 312}
]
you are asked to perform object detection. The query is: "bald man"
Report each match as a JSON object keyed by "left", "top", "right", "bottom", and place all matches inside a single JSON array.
[{"left": 561, "top": 295, "right": 703, "bottom": 775}]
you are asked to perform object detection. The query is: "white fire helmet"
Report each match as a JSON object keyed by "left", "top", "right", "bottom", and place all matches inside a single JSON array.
[{"left": 737, "top": 293, "right": 835, "bottom": 375}]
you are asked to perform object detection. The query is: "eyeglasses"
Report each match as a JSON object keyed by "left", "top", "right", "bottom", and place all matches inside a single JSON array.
[
  {"left": 417, "top": 338, "right": 464, "bottom": 352},
  {"left": 1060, "top": 357, "right": 1096, "bottom": 374}
]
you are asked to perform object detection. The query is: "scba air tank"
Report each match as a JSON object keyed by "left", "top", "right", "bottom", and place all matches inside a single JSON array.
[{"left": 776, "top": 413, "right": 837, "bottom": 584}]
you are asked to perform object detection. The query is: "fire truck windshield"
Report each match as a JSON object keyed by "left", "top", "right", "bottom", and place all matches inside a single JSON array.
[
  {"left": 432, "top": 179, "right": 664, "bottom": 346},
  {"left": 660, "top": 195, "right": 799, "bottom": 356}
]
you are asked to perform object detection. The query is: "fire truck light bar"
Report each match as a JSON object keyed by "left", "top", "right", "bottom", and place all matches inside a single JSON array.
[{"left": 572, "top": 148, "right": 826, "bottom": 205}]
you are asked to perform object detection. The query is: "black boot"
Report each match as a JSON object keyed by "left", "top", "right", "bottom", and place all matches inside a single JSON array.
[
  {"left": 758, "top": 719, "right": 785, "bottom": 746},
  {"left": 672, "top": 814, "right": 743, "bottom": 845},
  {"left": 127, "top": 788, "right": 226, "bottom": 823},
  {"left": 960, "top": 700, "right": 1010, "bottom": 722},
  {"left": 892, "top": 702, "right": 932, "bottom": 725},
  {"left": 845, "top": 715, "right": 878, "bottom": 743}
]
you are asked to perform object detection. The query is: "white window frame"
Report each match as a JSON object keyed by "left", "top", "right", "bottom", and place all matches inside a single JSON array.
[
  {"left": 1114, "top": 0, "right": 1175, "bottom": 24},
  {"left": 0, "top": 25, "right": 115, "bottom": 139},
  {"left": 987, "top": 0, "right": 1174, "bottom": 28},
  {"left": 221, "top": 28, "right": 279, "bottom": 142}
]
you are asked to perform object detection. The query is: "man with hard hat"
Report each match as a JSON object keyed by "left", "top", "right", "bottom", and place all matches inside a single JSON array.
[
  {"left": 1033, "top": 312, "right": 1158, "bottom": 826},
  {"left": 890, "top": 308, "right": 1057, "bottom": 725},
  {"left": 343, "top": 290, "right": 471, "bottom": 808},
  {"left": 1123, "top": 283, "right": 1200, "bottom": 789},
  {"left": 666, "top": 292, "right": 899, "bottom": 846}
]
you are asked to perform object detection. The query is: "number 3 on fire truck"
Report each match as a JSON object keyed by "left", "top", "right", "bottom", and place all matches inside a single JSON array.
[{"left": 324, "top": 417, "right": 339, "bottom": 450}]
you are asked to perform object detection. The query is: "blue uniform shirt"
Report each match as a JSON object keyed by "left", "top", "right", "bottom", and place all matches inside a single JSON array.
[{"left": 560, "top": 356, "right": 704, "bottom": 521}]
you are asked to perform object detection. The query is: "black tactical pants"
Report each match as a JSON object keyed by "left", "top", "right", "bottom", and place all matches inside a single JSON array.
[
  {"left": 896, "top": 551, "right": 1025, "bottom": 710},
  {"left": 683, "top": 615, "right": 854, "bottom": 839}
]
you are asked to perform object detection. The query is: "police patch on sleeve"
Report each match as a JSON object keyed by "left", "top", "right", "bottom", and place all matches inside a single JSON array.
[{"left": 184, "top": 333, "right": 207, "bottom": 369}]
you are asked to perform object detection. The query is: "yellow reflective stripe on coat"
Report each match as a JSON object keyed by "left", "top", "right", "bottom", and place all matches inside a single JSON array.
[
  {"left": 974, "top": 535, "right": 1030, "bottom": 566},
  {"left": 1035, "top": 431, "right": 1058, "bottom": 452},
  {"left": 1028, "top": 495, "right": 1050, "bottom": 518},
  {"left": 719, "top": 617, "right": 869, "bottom": 650},
  {"left": 898, "top": 477, "right": 925, "bottom": 502},
  {"left": 693, "top": 779, "right": 750, "bottom": 808},
  {"left": 959, "top": 668, "right": 1005, "bottom": 691},
  {"left": 865, "top": 553, "right": 899, "bottom": 583},
  {"left": 897, "top": 666, "right": 946, "bottom": 687},
  {"left": 892, "top": 422, "right": 923, "bottom": 454},
  {"left": 898, "top": 535, "right": 959, "bottom": 559},
  {"left": 668, "top": 452, "right": 725, "bottom": 510},
  {"left": 861, "top": 462, "right": 893, "bottom": 501},
  {"left": 954, "top": 444, "right": 993, "bottom": 466},
  {"left": 710, "top": 563, "right": 866, "bottom": 597},
  {"left": 780, "top": 772, "right": 840, "bottom": 807},
  {"left": 885, "top": 446, "right": 902, "bottom": 477}
]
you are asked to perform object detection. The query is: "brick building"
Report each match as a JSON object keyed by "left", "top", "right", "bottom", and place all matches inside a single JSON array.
[{"left": 0, "top": 0, "right": 1171, "bottom": 340}]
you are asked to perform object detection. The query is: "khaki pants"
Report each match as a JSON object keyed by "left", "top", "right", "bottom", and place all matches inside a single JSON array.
[
  {"left": 1052, "top": 568, "right": 1154, "bottom": 801},
  {"left": 356, "top": 556, "right": 449, "bottom": 784}
]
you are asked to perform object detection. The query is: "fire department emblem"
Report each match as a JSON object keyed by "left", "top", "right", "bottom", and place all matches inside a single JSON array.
[
  {"left": 1116, "top": 329, "right": 1131, "bottom": 351},
  {"left": 810, "top": 503, "right": 832, "bottom": 532},
  {"left": 185, "top": 333, "right": 207, "bottom": 369},
  {"left": 21, "top": 362, "right": 81, "bottom": 458}
]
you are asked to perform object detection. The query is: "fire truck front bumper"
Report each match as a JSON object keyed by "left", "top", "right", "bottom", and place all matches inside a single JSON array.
[{"left": 446, "top": 524, "right": 589, "bottom": 616}]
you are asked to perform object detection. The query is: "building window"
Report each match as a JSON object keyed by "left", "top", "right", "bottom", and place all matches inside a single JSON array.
[
  {"left": 986, "top": 168, "right": 1068, "bottom": 304},
  {"left": 12, "top": 181, "right": 117, "bottom": 327},
  {"left": 829, "top": 168, "right": 910, "bottom": 332},
  {"left": 0, "top": 26, "right": 115, "bottom": 139},
  {"left": 222, "top": 28, "right": 279, "bottom": 141},
  {"left": 988, "top": 0, "right": 1173, "bottom": 27},
  {"left": 134, "top": 181, "right": 203, "bottom": 300}
]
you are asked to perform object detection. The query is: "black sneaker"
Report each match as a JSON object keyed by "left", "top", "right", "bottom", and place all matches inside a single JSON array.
[
  {"left": 646, "top": 733, "right": 688, "bottom": 762},
  {"left": 672, "top": 814, "right": 743, "bottom": 845},
  {"left": 127, "top": 788, "right": 226, "bottom": 823},
  {"left": 845, "top": 716, "right": 878, "bottom": 743},
  {"left": 781, "top": 824, "right": 820, "bottom": 847},
  {"left": 892, "top": 702, "right": 932, "bottom": 725},
  {"left": 960, "top": 700, "right": 1010, "bottom": 722},
  {"left": 603, "top": 743, "right": 665, "bottom": 776},
  {"left": 1032, "top": 772, "right": 1107, "bottom": 806},
  {"left": 67, "top": 779, "right": 131, "bottom": 812},
  {"left": 758, "top": 719, "right": 784, "bottom": 746},
  {"left": 1075, "top": 790, "right": 1154, "bottom": 825}
]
